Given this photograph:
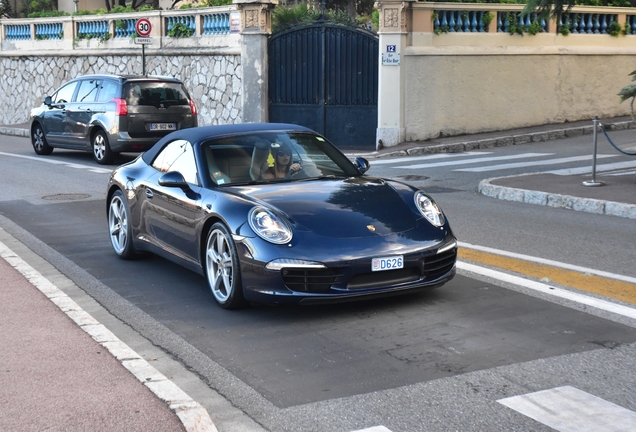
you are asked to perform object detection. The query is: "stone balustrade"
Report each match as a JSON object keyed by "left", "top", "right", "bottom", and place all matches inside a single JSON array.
[{"left": 0, "top": 6, "right": 240, "bottom": 52}]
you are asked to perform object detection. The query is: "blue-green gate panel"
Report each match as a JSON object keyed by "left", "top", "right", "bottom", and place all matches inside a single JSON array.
[{"left": 269, "top": 24, "right": 378, "bottom": 150}]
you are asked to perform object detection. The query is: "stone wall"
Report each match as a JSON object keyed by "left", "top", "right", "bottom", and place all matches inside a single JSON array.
[{"left": 0, "top": 52, "right": 242, "bottom": 127}]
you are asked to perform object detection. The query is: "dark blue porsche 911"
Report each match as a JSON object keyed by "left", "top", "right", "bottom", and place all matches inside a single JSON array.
[{"left": 106, "top": 123, "right": 457, "bottom": 309}]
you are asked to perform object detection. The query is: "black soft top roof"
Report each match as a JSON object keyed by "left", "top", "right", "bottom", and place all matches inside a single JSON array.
[{"left": 142, "top": 123, "right": 315, "bottom": 163}]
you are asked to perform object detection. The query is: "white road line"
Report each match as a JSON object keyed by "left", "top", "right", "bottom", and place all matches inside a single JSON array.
[
  {"left": 456, "top": 154, "right": 616, "bottom": 172},
  {"left": 398, "top": 153, "right": 552, "bottom": 169},
  {"left": 458, "top": 242, "right": 636, "bottom": 285},
  {"left": 0, "top": 239, "right": 217, "bottom": 432},
  {"left": 547, "top": 160, "right": 636, "bottom": 175},
  {"left": 350, "top": 427, "right": 393, "bottom": 432},
  {"left": 457, "top": 261, "right": 636, "bottom": 320},
  {"left": 369, "top": 151, "right": 490, "bottom": 165},
  {"left": 0, "top": 151, "right": 111, "bottom": 173},
  {"left": 498, "top": 386, "right": 636, "bottom": 432}
]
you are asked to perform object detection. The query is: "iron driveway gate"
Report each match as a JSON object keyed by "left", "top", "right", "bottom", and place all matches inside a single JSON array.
[{"left": 268, "top": 23, "right": 378, "bottom": 151}]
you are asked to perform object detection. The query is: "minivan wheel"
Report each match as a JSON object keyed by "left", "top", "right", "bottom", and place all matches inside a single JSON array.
[
  {"left": 31, "top": 123, "right": 53, "bottom": 155},
  {"left": 93, "top": 130, "right": 114, "bottom": 165}
]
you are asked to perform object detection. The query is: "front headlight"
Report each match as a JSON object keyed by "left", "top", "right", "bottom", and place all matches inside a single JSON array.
[
  {"left": 248, "top": 207, "right": 293, "bottom": 244},
  {"left": 414, "top": 192, "right": 445, "bottom": 227}
]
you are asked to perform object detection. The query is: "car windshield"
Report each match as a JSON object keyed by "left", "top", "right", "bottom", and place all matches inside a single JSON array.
[{"left": 201, "top": 131, "right": 361, "bottom": 186}]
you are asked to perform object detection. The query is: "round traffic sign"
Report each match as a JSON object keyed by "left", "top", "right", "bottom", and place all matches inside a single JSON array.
[{"left": 135, "top": 18, "right": 152, "bottom": 37}]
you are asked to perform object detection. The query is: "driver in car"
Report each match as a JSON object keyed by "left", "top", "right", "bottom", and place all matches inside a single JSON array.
[{"left": 262, "top": 143, "right": 303, "bottom": 179}]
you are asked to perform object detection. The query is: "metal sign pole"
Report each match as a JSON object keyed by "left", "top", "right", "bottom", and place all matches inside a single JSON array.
[
  {"left": 142, "top": 43, "right": 146, "bottom": 75},
  {"left": 582, "top": 116, "right": 605, "bottom": 187}
]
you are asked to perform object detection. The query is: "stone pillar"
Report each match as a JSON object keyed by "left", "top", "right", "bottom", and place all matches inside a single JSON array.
[
  {"left": 376, "top": 0, "right": 412, "bottom": 149},
  {"left": 234, "top": 0, "right": 277, "bottom": 123}
]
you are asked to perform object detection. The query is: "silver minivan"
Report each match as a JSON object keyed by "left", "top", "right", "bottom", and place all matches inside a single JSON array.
[{"left": 29, "top": 74, "right": 198, "bottom": 164}]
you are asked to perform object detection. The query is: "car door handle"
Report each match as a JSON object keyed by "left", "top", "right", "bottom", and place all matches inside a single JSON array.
[{"left": 146, "top": 189, "right": 153, "bottom": 199}]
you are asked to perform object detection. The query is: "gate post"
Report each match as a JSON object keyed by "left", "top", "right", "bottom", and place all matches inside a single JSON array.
[
  {"left": 376, "top": 0, "right": 413, "bottom": 149},
  {"left": 234, "top": 0, "right": 277, "bottom": 123}
]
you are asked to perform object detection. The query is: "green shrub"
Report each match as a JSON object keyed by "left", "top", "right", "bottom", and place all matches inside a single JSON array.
[
  {"left": 168, "top": 22, "right": 194, "bottom": 37},
  {"left": 272, "top": 4, "right": 359, "bottom": 33},
  {"left": 608, "top": 20, "right": 622, "bottom": 36},
  {"left": 201, "top": 0, "right": 233, "bottom": 6},
  {"left": 27, "top": 10, "right": 68, "bottom": 18}
]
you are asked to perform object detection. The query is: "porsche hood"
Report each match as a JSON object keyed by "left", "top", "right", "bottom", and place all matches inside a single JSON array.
[{"left": 233, "top": 177, "right": 422, "bottom": 238}]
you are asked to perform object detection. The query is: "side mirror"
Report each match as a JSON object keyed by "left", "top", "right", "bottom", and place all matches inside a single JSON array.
[
  {"left": 44, "top": 96, "right": 52, "bottom": 106},
  {"left": 158, "top": 171, "right": 189, "bottom": 189},
  {"left": 353, "top": 157, "right": 370, "bottom": 174}
]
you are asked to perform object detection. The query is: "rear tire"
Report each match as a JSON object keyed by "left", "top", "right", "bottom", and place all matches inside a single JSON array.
[
  {"left": 93, "top": 130, "right": 114, "bottom": 165},
  {"left": 205, "top": 223, "right": 247, "bottom": 309},
  {"left": 31, "top": 123, "right": 53, "bottom": 155}
]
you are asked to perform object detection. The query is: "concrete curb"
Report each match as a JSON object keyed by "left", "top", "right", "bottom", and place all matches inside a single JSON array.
[
  {"left": 478, "top": 175, "right": 636, "bottom": 220},
  {"left": 0, "top": 239, "right": 219, "bottom": 432},
  {"left": 0, "top": 126, "right": 29, "bottom": 138},
  {"left": 360, "top": 119, "right": 636, "bottom": 159}
]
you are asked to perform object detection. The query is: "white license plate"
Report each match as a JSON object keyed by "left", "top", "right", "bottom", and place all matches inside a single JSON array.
[
  {"left": 371, "top": 255, "right": 404, "bottom": 272},
  {"left": 149, "top": 123, "right": 176, "bottom": 131}
]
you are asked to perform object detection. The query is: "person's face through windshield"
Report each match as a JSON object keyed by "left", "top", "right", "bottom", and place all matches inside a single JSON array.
[{"left": 276, "top": 148, "right": 291, "bottom": 166}]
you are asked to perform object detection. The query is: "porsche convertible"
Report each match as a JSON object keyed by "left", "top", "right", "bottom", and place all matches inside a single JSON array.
[{"left": 106, "top": 123, "right": 457, "bottom": 308}]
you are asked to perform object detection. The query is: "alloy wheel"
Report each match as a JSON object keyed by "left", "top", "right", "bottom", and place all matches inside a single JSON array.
[
  {"left": 94, "top": 134, "right": 106, "bottom": 161},
  {"left": 206, "top": 228, "right": 234, "bottom": 303},
  {"left": 108, "top": 194, "right": 128, "bottom": 255},
  {"left": 33, "top": 128, "right": 44, "bottom": 152}
]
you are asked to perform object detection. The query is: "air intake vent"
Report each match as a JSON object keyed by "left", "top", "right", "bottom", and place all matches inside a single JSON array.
[
  {"left": 423, "top": 248, "right": 457, "bottom": 279},
  {"left": 282, "top": 268, "right": 342, "bottom": 293}
]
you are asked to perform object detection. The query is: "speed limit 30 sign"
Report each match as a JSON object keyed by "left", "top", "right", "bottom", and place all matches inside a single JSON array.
[{"left": 135, "top": 18, "right": 152, "bottom": 37}]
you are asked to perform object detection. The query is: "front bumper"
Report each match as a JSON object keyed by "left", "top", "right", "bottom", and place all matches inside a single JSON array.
[{"left": 236, "top": 236, "right": 458, "bottom": 305}]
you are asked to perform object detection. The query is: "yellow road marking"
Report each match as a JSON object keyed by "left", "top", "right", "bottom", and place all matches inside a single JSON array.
[{"left": 458, "top": 248, "right": 636, "bottom": 305}]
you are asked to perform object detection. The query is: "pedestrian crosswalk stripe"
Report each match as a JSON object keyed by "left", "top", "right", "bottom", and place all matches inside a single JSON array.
[
  {"left": 498, "top": 386, "right": 636, "bottom": 432},
  {"left": 456, "top": 154, "right": 617, "bottom": 172},
  {"left": 398, "top": 153, "right": 552, "bottom": 169},
  {"left": 548, "top": 160, "right": 636, "bottom": 175},
  {"left": 369, "top": 151, "right": 489, "bottom": 165}
]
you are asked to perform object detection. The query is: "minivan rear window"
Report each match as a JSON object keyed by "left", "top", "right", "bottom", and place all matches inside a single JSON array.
[{"left": 124, "top": 82, "right": 190, "bottom": 108}]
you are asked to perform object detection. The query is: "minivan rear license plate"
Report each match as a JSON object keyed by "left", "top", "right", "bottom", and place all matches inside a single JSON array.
[
  {"left": 372, "top": 255, "right": 404, "bottom": 272},
  {"left": 149, "top": 123, "right": 176, "bottom": 131}
]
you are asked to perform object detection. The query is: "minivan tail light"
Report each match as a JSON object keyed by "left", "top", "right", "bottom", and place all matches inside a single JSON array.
[
  {"left": 112, "top": 98, "right": 128, "bottom": 116},
  {"left": 189, "top": 99, "right": 197, "bottom": 116}
]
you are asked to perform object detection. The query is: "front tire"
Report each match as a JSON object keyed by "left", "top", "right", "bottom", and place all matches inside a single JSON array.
[
  {"left": 92, "top": 130, "right": 114, "bottom": 165},
  {"left": 205, "top": 223, "right": 246, "bottom": 309},
  {"left": 108, "top": 190, "right": 136, "bottom": 259},
  {"left": 31, "top": 123, "right": 53, "bottom": 155}
]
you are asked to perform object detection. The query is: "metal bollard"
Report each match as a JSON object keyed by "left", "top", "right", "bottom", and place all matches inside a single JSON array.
[{"left": 582, "top": 116, "right": 605, "bottom": 187}]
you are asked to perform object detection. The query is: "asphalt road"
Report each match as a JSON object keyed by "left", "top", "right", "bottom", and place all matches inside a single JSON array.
[{"left": 1, "top": 132, "right": 636, "bottom": 432}]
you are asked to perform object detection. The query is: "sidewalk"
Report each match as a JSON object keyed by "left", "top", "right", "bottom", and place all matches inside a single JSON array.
[{"left": 0, "top": 239, "right": 217, "bottom": 432}]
